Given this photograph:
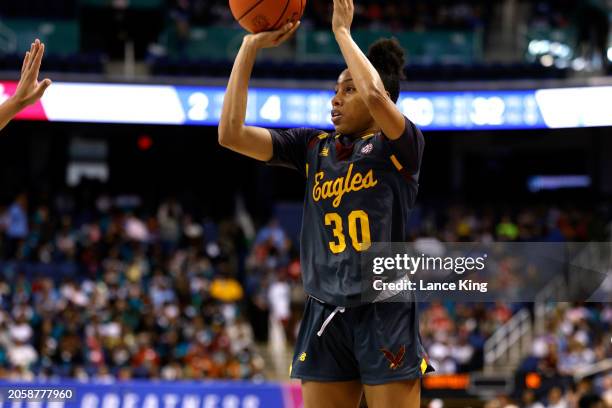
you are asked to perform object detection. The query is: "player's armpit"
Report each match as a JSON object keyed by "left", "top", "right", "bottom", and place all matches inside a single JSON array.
[
  {"left": 266, "top": 127, "right": 319, "bottom": 175},
  {"left": 218, "top": 125, "right": 273, "bottom": 162}
]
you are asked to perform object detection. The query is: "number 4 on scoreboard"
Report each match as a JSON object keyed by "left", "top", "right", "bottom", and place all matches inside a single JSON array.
[{"left": 260, "top": 95, "right": 281, "bottom": 122}]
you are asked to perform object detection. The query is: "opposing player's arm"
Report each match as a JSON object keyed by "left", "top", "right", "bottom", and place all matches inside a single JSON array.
[
  {"left": 331, "top": 0, "right": 405, "bottom": 140},
  {"left": 218, "top": 22, "right": 300, "bottom": 161},
  {"left": 0, "top": 39, "right": 51, "bottom": 132}
]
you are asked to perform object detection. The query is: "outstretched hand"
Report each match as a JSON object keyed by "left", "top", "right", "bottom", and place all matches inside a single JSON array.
[
  {"left": 13, "top": 39, "right": 52, "bottom": 108},
  {"left": 246, "top": 21, "right": 301, "bottom": 50},
  {"left": 332, "top": 0, "right": 354, "bottom": 34}
]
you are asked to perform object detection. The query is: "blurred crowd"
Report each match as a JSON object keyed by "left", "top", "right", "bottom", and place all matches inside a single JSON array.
[
  {"left": 513, "top": 303, "right": 612, "bottom": 408},
  {"left": 488, "top": 303, "right": 612, "bottom": 408},
  {"left": 1, "top": 0, "right": 609, "bottom": 77},
  {"left": 420, "top": 301, "right": 515, "bottom": 374},
  {"left": 0, "top": 193, "right": 610, "bottom": 393},
  {"left": 522, "top": 304, "right": 611, "bottom": 378},
  {"left": 528, "top": 0, "right": 610, "bottom": 71},
  {"left": 169, "top": 0, "right": 491, "bottom": 31},
  {"left": 0, "top": 0, "right": 492, "bottom": 31},
  {"left": 0, "top": 193, "right": 265, "bottom": 381},
  {"left": 408, "top": 203, "right": 610, "bottom": 242}
]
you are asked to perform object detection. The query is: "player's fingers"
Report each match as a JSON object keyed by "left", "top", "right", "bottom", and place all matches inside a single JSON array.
[
  {"left": 34, "top": 78, "right": 52, "bottom": 99},
  {"left": 279, "top": 21, "right": 300, "bottom": 41},
  {"left": 30, "top": 38, "right": 40, "bottom": 66},
  {"left": 27, "top": 40, "right": 40, "bottom": 71},
  {"left": 263, "top": 22, "right": 292, "bottom": 42},
  {"left": 271, "top": 21, "right": 295, "bottom": 42},
  {"left": 24, "top": 43, "right": 35, "bottom": 72},
  {"left": 274, "top": 21, "right": 299, "bottom": 45},
  {"left": 31, "top": 43, "right": 45, "bottom": 79},
  {"left": 279, "top": 21, "right": 294, "bottom": 34},
  {"left": 21, "top": 51, "right": 31, "bottom": 75}
]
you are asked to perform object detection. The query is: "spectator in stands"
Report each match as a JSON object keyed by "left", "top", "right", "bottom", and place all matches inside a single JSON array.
[
  {"left": 255, "top": 218, "right": 289, "bottom": 252},
  {"left": 546, "top": 386, "right": 569, "bottom": 408},
  {"left": 0, "top": 39, "right": 51, "bottom": 131},
  {"left": 267, "top": 272, "right": 291, "bottom": 348},
  {"left": 522, "top": 389, "right": 545, "bottom": 408},
  {"left": 574, "top": 0, "right": 610, "bottom": 72},
  {"left": 168, "top": 0, "right": 193, "bottom": 55},
  {"left": 0, "top": 192, "right": 609, "bottom": 383},
  {"left": 157, "top": 197, "right": 182, "bottom": 250},
  {"left": 2, "top": 194, "right": 28, "bottom": 258}
]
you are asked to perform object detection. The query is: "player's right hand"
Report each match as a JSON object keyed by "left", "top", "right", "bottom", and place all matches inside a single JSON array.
[{"left": 245, "top": 21, "right": 301, "bottom": 50}]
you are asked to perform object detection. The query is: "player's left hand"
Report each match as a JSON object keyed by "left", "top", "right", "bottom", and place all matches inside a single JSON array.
[
  {"left": 13, "top": 39, "right": 52, "bottom": 108},
  {"left": 332, "top": 0, "right": 354, "bottom": 34}
]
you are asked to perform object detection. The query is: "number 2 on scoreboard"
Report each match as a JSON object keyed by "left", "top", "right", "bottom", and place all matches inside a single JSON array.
[{"left": 324, "top": 210, "right": 371, "bottom": 254}]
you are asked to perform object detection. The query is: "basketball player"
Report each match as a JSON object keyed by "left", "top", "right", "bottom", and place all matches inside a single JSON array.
[
  {"left": 0, "top": 39, "right": 52, "bottom": 131},
  {"left": 218, "top": 0, "right": 430, "bottom": 406}
]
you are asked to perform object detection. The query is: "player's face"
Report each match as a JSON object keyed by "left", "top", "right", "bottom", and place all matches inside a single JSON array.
[{"left": 331, "top": 70, "right": 376, "bottom": 136}]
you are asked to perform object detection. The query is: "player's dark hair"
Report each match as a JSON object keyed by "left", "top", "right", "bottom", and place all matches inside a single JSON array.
[{"left": 367, "top": 38, "right": 406, "bottom": 103}]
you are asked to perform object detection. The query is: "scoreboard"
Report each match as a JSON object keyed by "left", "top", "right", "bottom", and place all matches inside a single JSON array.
[{"left": 2, "top": 81, "right": 611, "bottom": 131}]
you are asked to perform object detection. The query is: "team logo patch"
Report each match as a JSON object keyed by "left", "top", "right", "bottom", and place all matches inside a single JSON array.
[
  {"left": 299, "top": 352, "right": 307, "bottom": 362},
  {"left": 381, "top": 345, "right": 405, "bottom": 370},
  {"left": 361, "top": 143, "right": 374, "bottom": 155}
]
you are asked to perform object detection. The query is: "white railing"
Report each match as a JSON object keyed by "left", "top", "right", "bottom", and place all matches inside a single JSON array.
[
  {"left": 484, "top": 308, "right": 532, "bottom": 372},
  {"left": 573, "top": 358, "right": 612, "bottom": 381},
  {"left": 534, "top": 274, "right": 566, "bottom": 335}
]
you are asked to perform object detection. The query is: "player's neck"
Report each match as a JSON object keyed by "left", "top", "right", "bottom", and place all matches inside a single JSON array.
[{"left": 343, "top": 126, "right": 380, "bottom": 140}]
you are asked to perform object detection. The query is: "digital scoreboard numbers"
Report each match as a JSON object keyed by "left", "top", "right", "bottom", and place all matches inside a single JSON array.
[
  {"left": 3, "top": 81, "right": 611, "bottom": 130},
  {"left": 397, "top": 91, "right": 545, "bottom": 130},
  {"left": 176, "top": 87, "right": 547, "bottom": 130}
]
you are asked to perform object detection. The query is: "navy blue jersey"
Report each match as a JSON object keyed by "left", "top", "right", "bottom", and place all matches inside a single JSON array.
[{"left": 268, "top": 116, "right": 424, "bottom": 307}]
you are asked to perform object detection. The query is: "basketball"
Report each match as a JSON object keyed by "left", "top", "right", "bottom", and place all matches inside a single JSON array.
[{"left": 229, "top": 0, "right": 306, "bottom": 33}]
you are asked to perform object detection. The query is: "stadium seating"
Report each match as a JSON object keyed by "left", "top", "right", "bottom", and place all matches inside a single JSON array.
[{"left": 0, "top": 195, "right": 609, "bottom": 387}]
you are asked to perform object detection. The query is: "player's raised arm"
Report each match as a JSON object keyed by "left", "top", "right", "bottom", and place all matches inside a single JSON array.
[
  {"left": 0, "top": 39, "right": 52, "bottom": 132},
  {"left": 331, "top": 0, "right": 405, "bottom": 139},
  {"left": 218, "top": 22, "right": 300, "bottom": 161}
]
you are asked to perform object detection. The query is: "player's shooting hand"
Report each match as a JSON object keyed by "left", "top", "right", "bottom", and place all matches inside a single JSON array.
[
  {"left": 332, "top": 0, "right": 354, "bottom": 34},
  {"left": 246, "top": 21, "right": 301, "bottom": 50},
  {"left": 13, "top": 39, "right": 52, "bottom": 108}
]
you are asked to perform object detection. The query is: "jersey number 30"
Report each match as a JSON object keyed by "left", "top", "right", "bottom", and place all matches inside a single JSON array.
[{"left": 324, "top": 210, "right": 371, "bottom": 254}]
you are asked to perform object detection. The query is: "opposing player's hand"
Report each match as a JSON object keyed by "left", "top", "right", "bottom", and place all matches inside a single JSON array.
[
  {"left": 332, "top": 0, "right": 354, "bottom": 34},
  {"left": 245, "top": 21, "right": 301, "bottom": 50},
  {"left": 14, "top": 39, "right": 52, "bottom": 108}
]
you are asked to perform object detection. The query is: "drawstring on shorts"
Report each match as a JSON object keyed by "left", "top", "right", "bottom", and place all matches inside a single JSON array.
[{"left": 316, "top": 306, "right": 345, "bottom": 337}]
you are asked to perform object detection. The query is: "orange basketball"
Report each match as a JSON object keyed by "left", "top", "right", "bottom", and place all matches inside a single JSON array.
[{"left": 229, "top": 0, "right": 306, "bottom": 33}]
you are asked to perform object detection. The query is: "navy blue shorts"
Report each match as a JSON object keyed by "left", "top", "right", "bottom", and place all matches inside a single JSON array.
[{"left": 290, "top": 296, "right": 433, "bottom": 385}]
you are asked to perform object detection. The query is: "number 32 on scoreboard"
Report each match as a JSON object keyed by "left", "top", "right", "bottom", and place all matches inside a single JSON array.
[{"left": 324, "top": 210, "right": 371, "bottom": 254}]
